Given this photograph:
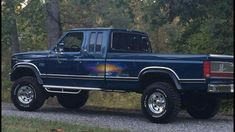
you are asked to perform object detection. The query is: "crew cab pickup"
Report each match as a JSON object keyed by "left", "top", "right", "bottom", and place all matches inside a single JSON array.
[{"left": 10, "top": 28, "right": 234, "bottom": 123}]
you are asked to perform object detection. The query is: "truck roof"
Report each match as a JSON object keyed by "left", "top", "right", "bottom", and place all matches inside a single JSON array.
[{"left": 68, "top": 27, "right": 148, "bottom": 35}]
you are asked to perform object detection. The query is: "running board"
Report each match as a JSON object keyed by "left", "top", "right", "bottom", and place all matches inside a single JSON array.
[{"left": 43, "top": 85, "right": 102, "bottom": 94}]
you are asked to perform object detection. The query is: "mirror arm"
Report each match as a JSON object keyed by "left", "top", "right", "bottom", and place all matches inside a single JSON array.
[{"left": 54, "top": 46, "right": 62, "bottom": 63}]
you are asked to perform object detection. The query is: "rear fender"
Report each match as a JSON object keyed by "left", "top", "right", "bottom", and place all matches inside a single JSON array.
[{"left": 139, "top": 69, "right": 182, "bottom": 90}]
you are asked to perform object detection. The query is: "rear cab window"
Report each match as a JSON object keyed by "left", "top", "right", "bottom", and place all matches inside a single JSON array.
[
  {"left": 111, "top": 32, "right": 151, "bottom": 53},
  {"left": 88, "top": 32, "right": 104, "bottom": 54}
]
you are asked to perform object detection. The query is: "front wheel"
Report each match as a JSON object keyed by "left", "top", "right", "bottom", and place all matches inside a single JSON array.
[
  {"left": 141, "top": 82, "right": 181, "bottom": 123},
  {"left": 11, "top": 76, "right": 47, "bottom": 111},
  {"left": 186, "top": 94, "right": 220, "bottom": 119}
]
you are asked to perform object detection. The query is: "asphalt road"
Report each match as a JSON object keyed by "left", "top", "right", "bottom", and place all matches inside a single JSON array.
[{"left": 2, "top": 102, "right": 234, "bottom": 132}]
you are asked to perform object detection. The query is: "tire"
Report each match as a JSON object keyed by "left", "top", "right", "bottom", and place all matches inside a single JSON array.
[
  {"left": 141, "top": 82, "right": 181, "bottom": 123},
  {"left": 186, "top": 94, "right": 220, "bottom": 119},
  {"left": 11, "top": 76, "right": 47, "bottom": 111},
  {"left": 57, "top": 90, "right": 89, "bottom": 109}
]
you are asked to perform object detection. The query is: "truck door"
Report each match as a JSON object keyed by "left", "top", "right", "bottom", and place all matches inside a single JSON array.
[
  {"left": 45, "top": 30, "right": 108, "bottom": 91},
  {"left": 105, "top": 31, "right": 143, "bottom": 91},
  {"left": 45, "top": 32, "right": 87, "bottom": 87}
]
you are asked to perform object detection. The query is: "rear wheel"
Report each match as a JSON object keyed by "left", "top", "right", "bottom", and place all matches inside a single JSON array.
[
  {"left": 141, "top": 82, "right": 181, "bottom": 123},
  {"left": 186, "top": 94, "right": 220, "bottom": 119},
  {"left": 11, "top": 76, "right": 47, "bottom": 111},
  {"left": 57, "top": 90, "right": 89, "bottom": 109}
]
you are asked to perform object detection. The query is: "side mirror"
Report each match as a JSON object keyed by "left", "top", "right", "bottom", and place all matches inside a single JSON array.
[
  {"left": 56, "top": 42, "right": 64, "bottom": 53},
  {"left": 82, "top": 49, "right": 88, "bottom": 56}
]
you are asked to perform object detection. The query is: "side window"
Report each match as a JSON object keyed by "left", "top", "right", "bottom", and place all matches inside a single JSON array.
[
  {"left": 88, "top": 32, "right": 103, "bottom": 53},
  {"left": 112, "top": 33, "right": 131, "bottom": 51},
  {"left": 61, "top": 32, "right": 83, "bottom": 52},
  {"left": 96, "top": 33, "right": 103, "bottom": 52},
  {"left": 112, "top": 32, "right": 150, "bottom": 52},
  {"left": 89, "top": 32, "right": 96, "bottom": 52}
]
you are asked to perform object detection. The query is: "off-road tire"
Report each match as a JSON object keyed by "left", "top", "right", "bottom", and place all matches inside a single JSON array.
[
  {"left": 141, "top": 82, "right": 181, "bottom": 123},
  {"left": 11, "top": 76, "right": 46, "bottom": 111}
]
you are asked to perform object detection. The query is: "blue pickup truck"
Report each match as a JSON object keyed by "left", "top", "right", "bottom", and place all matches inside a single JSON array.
[{"left": 10, "top": 28, "right": 233, "bottom": 123}]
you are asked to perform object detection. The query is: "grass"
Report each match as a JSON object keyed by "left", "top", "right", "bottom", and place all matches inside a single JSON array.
[
  {"left": 87, "top": 91, "right": 141, "bottom": 110},
  {"left": 2, "top": 116, "right": 128, "bottom": 132},
  {"left": 1, "top": 79, "right": 12, "bottom": 102},
  {"left": 219, "top": 99, "right": 234, "bottom": 115}
]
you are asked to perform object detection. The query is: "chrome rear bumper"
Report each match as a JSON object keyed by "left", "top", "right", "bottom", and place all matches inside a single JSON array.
[{"left": 208, "top": 84, "right": 234, "bottom": 93}]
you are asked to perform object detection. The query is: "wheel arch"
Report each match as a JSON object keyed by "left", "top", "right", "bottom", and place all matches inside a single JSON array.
[
  {"left": 11, "top": 64, "right": 43, "bottom": 84},
  {"left": 138, "top": 68, "right": 182, "bottom": 91}
]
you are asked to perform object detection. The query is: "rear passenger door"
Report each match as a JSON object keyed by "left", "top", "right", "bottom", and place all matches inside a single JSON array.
[
  {"left": 80, "top": 31, "right": 107, "bottom": 88},
  {"left": 105, "top": 31, "right": 151, "bottom": 91}
]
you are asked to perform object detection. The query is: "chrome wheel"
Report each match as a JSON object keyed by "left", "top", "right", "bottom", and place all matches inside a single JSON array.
[
  {"left": 148, "top": 91, "right": 166, "bottom": 115},
  {"left": 17, "top": 85, "right": 35, "bottom": 104}
]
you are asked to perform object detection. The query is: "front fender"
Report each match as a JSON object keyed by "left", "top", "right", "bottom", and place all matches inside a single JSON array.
[{"left": 11, "top": 63, "right": 43, "bottom": 84}]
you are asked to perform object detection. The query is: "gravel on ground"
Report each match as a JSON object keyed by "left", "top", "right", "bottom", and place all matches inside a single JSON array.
[{"left": 2, "top": 102, "right": 234, "bottom": 132}]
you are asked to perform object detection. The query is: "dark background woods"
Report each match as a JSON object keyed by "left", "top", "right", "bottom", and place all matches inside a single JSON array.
[{"left": 1, "top": 0, "right": 233, "bottom": 113}]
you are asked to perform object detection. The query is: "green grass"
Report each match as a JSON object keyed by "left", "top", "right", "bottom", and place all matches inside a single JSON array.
[
  {"left": 2, "top": 116, "right": 128, "bottom": 132},
  {"left": 86, "top": 91, "right": 141, "bottom": 110},
  {"left": 1, "top": 79, "right": 12, "bottom": 102},
  {"left": 219, "top": 99, "right": 234, "bottom": 115}
]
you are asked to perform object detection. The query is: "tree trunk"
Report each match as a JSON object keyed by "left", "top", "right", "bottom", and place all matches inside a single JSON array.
[
  {"left": 10, "top": 18, "right": 20, "bottom": 54},
  {"left": 7, "top": 0, "right": 20, "bottom": 54},
  {"left": 46, "top": 0, "right": 62, "bottom": 49}
]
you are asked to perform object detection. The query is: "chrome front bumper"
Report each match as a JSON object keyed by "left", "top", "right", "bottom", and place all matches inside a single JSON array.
[{"left": 208, "top": 84, "right": 234, "bottom": 93}]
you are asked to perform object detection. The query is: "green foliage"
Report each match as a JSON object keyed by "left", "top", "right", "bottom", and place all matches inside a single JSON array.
[
  {"left": 2, "top": 0, "right": 47, "bottom": 53},
  {"left": 17, "top": 0, "right": 47, "bottom": 51},
  {"left": 157, "top": 0, "right": 234, "bottom": 54},
  {"left": 2, "top": 116, "right": 127, "bottom": 132},
  {"left": 60, "top": 0, "right": 132, "bottom": 29},
  {"left": 1, "top": 52, "right": 12, "bottom": 102}
]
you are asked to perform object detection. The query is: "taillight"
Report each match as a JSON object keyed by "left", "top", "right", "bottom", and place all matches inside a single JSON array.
[
  {"left": 203, "top": 61, "right": 234, "bottom": 78},
  {"left": 203, "top": 61, "right": 211, "bottom": 77}
]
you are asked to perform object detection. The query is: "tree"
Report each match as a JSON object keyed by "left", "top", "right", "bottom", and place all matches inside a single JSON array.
[
  {"left": 16, "top": 0, "right": 48, "bottom": 51},
  {"left": 46, "top": 0, "right": 62, "bottom": 48},
  {"left": 147, "top": 0, "right": 234, "bottom": 54},
  {"left": 4, "top": 0, "right": 20, "bottom": 54},
  {"left": 60, "top": 0, "right": 132, "bottom": 29}
]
